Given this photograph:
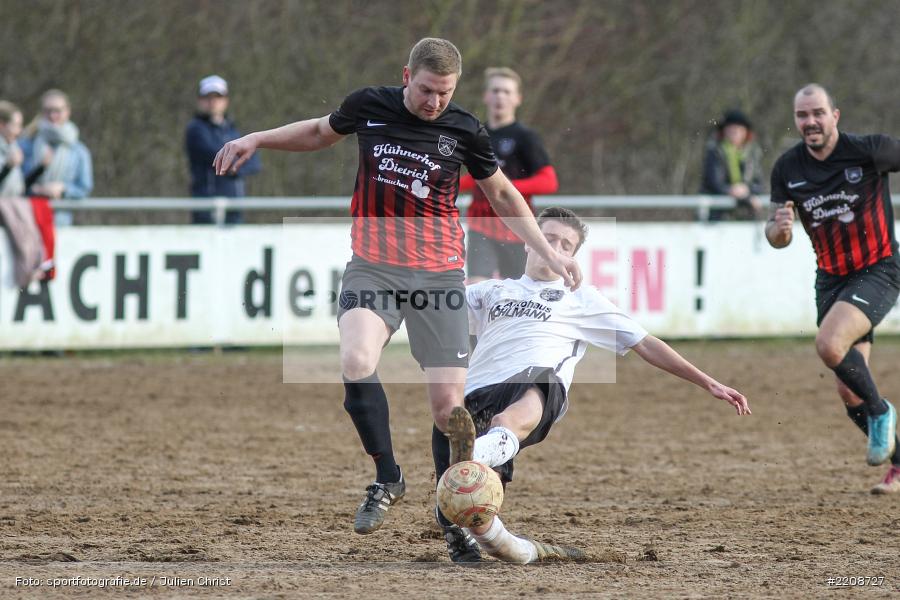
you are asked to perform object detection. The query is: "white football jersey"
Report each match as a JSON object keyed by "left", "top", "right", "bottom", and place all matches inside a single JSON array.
[{"left": 465, "top": 276, "right": 648, "bottom": 412}]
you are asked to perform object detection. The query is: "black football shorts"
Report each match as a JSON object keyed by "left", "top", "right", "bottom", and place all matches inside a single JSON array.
[
  {"left": 463, "top": 366, "right": 567, "bottom": 484},
  {"left": 815, "top": 254, "right": 900, "bottom": 344}
]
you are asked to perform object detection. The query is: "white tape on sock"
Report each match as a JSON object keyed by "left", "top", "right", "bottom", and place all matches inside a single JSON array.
[
  {"left": 473, "top": 426, "right": 520, "bottom": 467},
  {"left": 469, "top": 517, "right": 537, "bottom": 564}
]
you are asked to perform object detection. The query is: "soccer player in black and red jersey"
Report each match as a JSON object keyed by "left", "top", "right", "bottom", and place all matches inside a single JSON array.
[
  {"left": 213, "top": 38, "right": 582, "bottom": 558},
  {"left": 767, "top": 84, "right": 900, "bottom": 494},
  {"left": 460, "top": 67, "right": 559, "bottom": 283}
]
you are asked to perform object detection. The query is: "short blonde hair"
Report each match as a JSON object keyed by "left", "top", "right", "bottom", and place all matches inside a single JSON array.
[
  {"left": 484, "top": 67, "right": 522, "bottom": 91},
  {"left": 408, "top": 38, "right": 462, "bottom": 77},
  {"left": 41, "top": 89, "right": 70, "bottom": 108},
  {"left": 0, "top": 100, "right": 20, "bottom": 123}
]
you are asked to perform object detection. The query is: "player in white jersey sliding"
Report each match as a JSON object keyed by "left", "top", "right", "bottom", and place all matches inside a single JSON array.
[{"left": 440, "top": 207, "right": 751, "bottom": 563}]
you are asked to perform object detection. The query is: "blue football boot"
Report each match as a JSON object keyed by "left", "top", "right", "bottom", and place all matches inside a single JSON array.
[{"left": 867, "top": 401, "right": 897, "bottom": 466}]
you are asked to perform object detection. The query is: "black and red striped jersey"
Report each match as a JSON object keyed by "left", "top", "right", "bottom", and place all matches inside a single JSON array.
[
  {"left": 771, "top": 133, "right": 900, "bottom": 276},
  {"left": 329, "top": 86, "right": 498, "bottom": 271},
  {"left": 466, "top": 122, "right": 552, "bottom": 242}
]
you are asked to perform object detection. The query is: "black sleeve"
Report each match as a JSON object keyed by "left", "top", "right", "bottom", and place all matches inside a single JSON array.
[
  {"left": 464, "top": 123, "right": 499, "bottom": 180},
  {"left": 519, "top": 129, "right": 551, "bottom": 175},
  {"left": 700, "top": 144, "right": 730, "bottom": 195},
  {"left": 24, "top": 164, "right": 45, "bottom": 189},
  {"left": 769, "top": 156, "right": 790, "bottom": 204},
  {"left": 870, "top": 134, "right": 900, "bottom": 173},
  {"left": 328, "top": 88, "right": 370, "bottom": 135}
]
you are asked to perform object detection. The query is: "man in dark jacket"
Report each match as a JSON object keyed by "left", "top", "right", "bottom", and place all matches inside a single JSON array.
[{"left": 185, "top": 75, "right": 261, "bottom": 224}]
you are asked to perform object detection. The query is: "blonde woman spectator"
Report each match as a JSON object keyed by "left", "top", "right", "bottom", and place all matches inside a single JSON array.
[{"left": 21, "top": 90, "right": 93, "bottom": 225}]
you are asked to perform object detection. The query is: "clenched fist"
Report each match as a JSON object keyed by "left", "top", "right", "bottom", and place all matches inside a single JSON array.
[
  {"left": 766, "top": 201, "right": 795, "bottom": 248},
  {"left": 773, "top": 201, "right": 794, "bottom": 235}
]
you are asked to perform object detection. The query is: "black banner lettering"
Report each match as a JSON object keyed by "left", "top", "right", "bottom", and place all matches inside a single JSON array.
[
  {"left": 243, "top": 247, "right": 272, "bottom": 318},
  {"left": 14, "top": 281, "right": 54, "bottom": 322},
  {"left": 70, "top": 254, "right": 98, "bottom": 321},
  {"left": 165, "top": 254, "right": 200, "bottom": 320},
  {"left": 115, "top": 254, "right": 149, "bottom": 320}
]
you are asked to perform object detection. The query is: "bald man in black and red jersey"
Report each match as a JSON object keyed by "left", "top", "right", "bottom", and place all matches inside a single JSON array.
[
  {"left": 214, "top": 37, "right": 582, "bottom": 560},
  {"left": 767, "top": 84, "right": 900, "bottom": 494},
  {"left": 460, "top": 67, "right": 559, "bottom": 283}
]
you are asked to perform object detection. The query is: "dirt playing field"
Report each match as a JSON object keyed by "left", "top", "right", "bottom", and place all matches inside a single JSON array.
[{"left": 2, "top": 339, "right": 900, "bottom": 598}]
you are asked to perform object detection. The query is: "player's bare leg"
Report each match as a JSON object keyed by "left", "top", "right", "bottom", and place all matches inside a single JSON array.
[
  {"left": 833, "top": 342, "right": 900, "bottom": 493},
  {"left": 426, "top": 368, "right": 466, "bottom": 431},
  {"left": 339, "top": 309, "right": 405, "bottom": 534},
  {"left": 816, "top": 303, "right": 871, "bottom": 368},
  {"left": 339, "top": 308, "right": 391, "bottom": 380},
  {"left": 426, "top": 368, "right": 467, "bottom": 431},
  {"left": 817, "top": 302, "right": 896, "bottom": 466}
]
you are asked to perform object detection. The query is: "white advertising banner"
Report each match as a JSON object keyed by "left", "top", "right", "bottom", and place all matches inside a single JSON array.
[{"left": 1, "top": 222, "right": 898, "bottom": 349}]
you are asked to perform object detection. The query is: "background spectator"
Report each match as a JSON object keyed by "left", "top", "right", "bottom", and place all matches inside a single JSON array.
[
  {"left": 1, "top": 100, "right": 57, "bottom": 279},
  {"left": 185, "top": 75, "right": 261, "bottom": 224},
  {"left": 461, "top": 67, "right": 558, "bottom": 282},
  {"left": 21, "top": 90, "right": 94, "bottom": 226},
  {"left": 700, "top": 109, "right": 764, "bottom": 221},
  {"left": 0, "top": 101, "right": 26, "bottom": 197}
]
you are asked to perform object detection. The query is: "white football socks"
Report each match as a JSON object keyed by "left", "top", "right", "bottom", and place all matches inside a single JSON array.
[
  {"left": 473, "top": 426, "right": 520, "bottom": 467},
  {"left": 468, "top": 517, "right": 538, "bottom": 564}
]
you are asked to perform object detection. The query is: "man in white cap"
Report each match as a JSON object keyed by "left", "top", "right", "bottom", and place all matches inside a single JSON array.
[{"left": 185, "top": 75, "right": 261, "bottom": 224}]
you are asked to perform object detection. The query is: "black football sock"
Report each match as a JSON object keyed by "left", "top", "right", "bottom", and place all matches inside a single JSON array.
[
  {"left": 432, "top": 423, "right": 451, "bottom": 482},
  {"left": 432, "top": 424, "right": 454, "bottom": 527},
  {"left": 831, "top": 348, "right": 888, "bottom": 416},
  {"left": 846, "top": 404, "right": 900, "bottom": 465},
  {"left": 846, "top": 403, "right": 868, "bottom": 435},
  {"left": 343, "top": 372, "right": 400, "bottom": 483}
]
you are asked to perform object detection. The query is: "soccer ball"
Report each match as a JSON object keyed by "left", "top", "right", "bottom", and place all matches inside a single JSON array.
[{"left": 437, "top": 461, "right": 504, "bottom": 528}]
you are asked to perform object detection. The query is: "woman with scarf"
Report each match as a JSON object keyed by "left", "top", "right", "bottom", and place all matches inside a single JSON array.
[{"left": 20, "top": 89, "right": 93, "bottom": 226}]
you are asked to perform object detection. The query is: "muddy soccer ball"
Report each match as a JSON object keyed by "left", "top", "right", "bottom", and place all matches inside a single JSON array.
[{"left": 437, "top": 460, "right": 504, "bottom": 528}]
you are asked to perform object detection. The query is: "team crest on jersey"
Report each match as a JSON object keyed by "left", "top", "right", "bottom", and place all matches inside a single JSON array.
[
  {"left": 438, "top": 135, "right": 458, "bottom": 157},
  {"left": 845, "top": 167, "right": 863, "bottom": 184},
  {"left": 540, "top": 288, "right": 564, "bottom": 302},
  {"left": 498, "top": 138, "right": 516, "bottom": 155}
]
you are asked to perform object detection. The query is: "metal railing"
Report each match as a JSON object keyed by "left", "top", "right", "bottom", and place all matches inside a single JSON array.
[{"left": 50, "top": 194, "right": 749, "bottom": 225}]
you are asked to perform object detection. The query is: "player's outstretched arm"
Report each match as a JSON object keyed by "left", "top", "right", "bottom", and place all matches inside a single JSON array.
[
  {"left": 214, "top": 115, "right": 344, "bottom": 175},
  {"left": 631, "top": 335, "right": 751, "bottom": 415},
  {"left": 475, "top": 170, "right": 582, "bottom": 290},
  {"left": 765, "top": 201, "right": 794, "bottom": 248}
]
